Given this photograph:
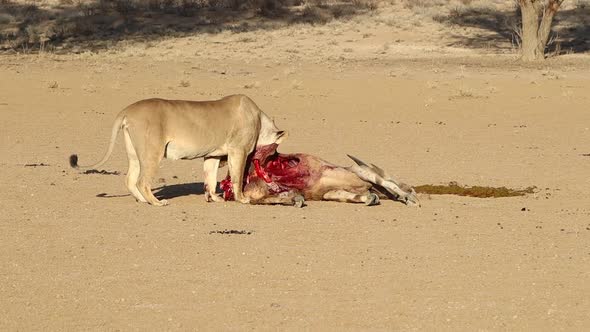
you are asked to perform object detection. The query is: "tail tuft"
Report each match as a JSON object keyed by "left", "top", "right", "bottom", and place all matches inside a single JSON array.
[{"left": 69, "top": 154, "right": 79, "bottom": 168}]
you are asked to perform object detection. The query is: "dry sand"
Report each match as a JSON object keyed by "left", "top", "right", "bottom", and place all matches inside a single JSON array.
[{"left": 1, "top": 4, "right": 590, "bottom": 330}]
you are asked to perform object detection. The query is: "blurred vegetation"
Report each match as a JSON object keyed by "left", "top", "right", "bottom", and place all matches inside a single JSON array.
[{"left": 0, "top": 0, "right": 378, "bottom": 53}]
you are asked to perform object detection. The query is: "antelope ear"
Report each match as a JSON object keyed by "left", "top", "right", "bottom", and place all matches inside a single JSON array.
[{"left": 275, "top": 130, "right": 288, "bottom": 143}]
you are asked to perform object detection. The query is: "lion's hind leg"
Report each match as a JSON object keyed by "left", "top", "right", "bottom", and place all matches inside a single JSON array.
[
  {"left": 123, "top": 128, "right": 147, "bottom": 203},
  {"left": 136, "top": 153, "right": 167, "bottom": 206},
  {"left": 127, "top": 126, "right": 168, "bottom": 206}
]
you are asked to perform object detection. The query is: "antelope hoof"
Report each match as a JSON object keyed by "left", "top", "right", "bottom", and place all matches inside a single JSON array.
[
  {"left": 365, "top": 193, "right": 380, "bottom": 206},
  {"left": 237, "top": 197, "right": 251, "bottom": 204},
  {"left": 152, "top": 199, "right": 169, "bottom": 206},
  {"left": 293, "top": 195, "right": 305, "bottom": 208}
]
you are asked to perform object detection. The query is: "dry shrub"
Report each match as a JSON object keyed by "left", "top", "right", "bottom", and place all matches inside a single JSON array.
[
  {"left": 297, "top": 0, "right": 375, "bottom": 23},
  {"left": 85, "top": 0, "right": 138, "bottom": 15},
  {"left": 178, "top": 0, "right": 204, "bottom": 16},
  {"left": 403, "top": 0, "right": 449, "bottom": 10},
  {"left": 352, "top": 0, "right": 378, "bottom": 11},
  {"left": 331, "top": 4, "right": 356, "bottom": 18},
  {"left": 300, "top": 5, "right": 333, "bottom": 24},
  {"left": 0, "top": 0, "right": 373, "bottom": 52},
  {"left": 0, "top": 13, "right": 14, "bottom": 24},
  {"left": 8, "top": 3, "right": 42, "bottom": 21},
  {"left": 254, "top": 0, "right": 298, "bottom": 17},
  {"left": 113, "top": 0, "right": 137, "bottom": 14},
  {"left": 146, "top": 0, "right": 162, "bottom": 9},
  {"left": 73, "top": 20, "right": 99, "bottom": 36},
  {"left": 24, "top": 25, "right": 42, "bottom": 43}
]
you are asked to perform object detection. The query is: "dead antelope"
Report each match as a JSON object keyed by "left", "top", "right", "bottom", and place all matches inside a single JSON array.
[{"left": 220, "top": 143, "right": 420, "bottom": 207}]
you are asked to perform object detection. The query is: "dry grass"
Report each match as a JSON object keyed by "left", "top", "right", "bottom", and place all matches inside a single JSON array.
[
  {"left": 0, "top": 0, "right": 586, "bottom": 56},
  {"left": 400, "top": 0, "right": 508, "bottom": 21},
  {"left": 0, "top": 0, "right": 378, "bottom": 52}
]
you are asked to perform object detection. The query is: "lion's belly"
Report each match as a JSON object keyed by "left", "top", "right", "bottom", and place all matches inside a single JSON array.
[{"left": 165, "top": 141, "right": 226, "bottom": 160}]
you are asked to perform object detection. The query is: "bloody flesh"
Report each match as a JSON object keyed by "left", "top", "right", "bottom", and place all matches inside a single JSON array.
[
  {"left": 219, "top": 177, "right": 234, "bottom": 201},
  {"left": 221, "top": 144, "right": 313, "bottom": 201}
]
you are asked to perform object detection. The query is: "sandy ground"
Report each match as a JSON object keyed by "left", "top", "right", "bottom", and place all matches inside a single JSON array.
[{"left": 2, "top": 10, "right": 590, "bottom": 330}]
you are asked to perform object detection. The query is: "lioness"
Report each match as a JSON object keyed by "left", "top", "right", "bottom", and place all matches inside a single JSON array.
[{"left": 70, "top": 95, "right": 287, "bottom": 206}]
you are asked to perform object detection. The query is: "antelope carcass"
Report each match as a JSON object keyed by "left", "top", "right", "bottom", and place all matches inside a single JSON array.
[{"left": 220, "top": 144, "right": 420, "bottom": 207}]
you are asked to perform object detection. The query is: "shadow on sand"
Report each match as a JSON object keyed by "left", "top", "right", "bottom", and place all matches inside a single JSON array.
[
  {"left": 434, "top": 6, "right": 590, "bottom": 54},
  {"left": 95, "top": 182, "right": 206, "bottom": 200},
  {"left": 154, "top": 182, "right": 206, "bottom": 200}
]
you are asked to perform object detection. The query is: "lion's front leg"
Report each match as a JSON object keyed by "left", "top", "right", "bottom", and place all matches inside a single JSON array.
[{"left": 228, "top": 149, "right": 250, "bottom": 204}]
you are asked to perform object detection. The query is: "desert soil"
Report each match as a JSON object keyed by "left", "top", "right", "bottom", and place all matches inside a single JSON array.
[{"left": 1, "top": 7, "right": 590, "bottom": 331}]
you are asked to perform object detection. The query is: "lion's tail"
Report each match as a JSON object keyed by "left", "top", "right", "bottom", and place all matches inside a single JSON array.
[{"left": 69, "top": 111, "right": 126, "bottom": 170}]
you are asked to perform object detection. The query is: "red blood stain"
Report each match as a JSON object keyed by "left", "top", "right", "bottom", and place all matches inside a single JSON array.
[
  {"left": 220, "top": 177, "right": 234, "bottom": 201},
  {"left": 254, "top": 159, "right": 273, "bottom": 183},
  {"left": 263, "top": 154, "right": 309, "bottom": 191},
  {"left": 222, "top": 145, "right": 312, "bottom": 200}
]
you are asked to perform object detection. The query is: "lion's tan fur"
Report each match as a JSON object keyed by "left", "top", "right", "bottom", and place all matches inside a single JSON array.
[{"left": 70, "top": 94, "right": 286, "bottom": 206}]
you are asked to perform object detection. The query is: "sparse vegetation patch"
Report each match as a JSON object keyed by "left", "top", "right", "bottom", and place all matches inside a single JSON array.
[{"left": 0, "top": 0, "right": 378, "bottom": 52}]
